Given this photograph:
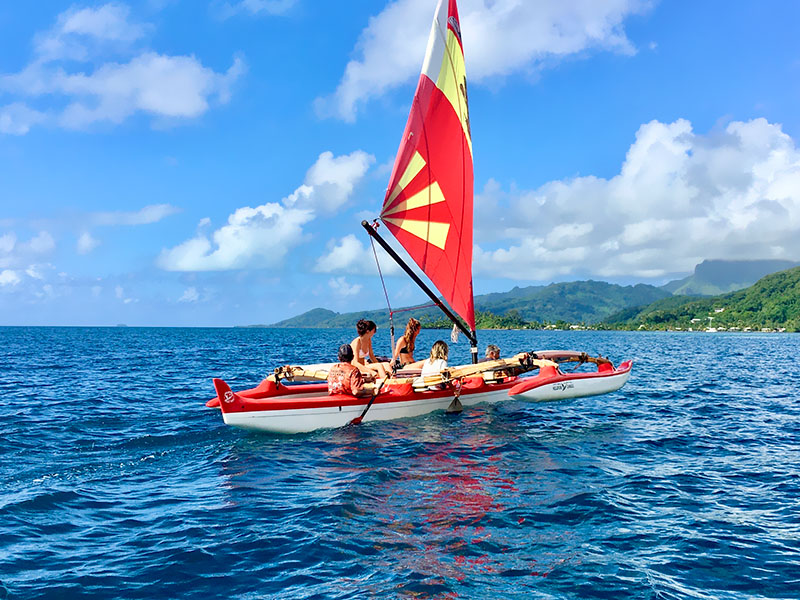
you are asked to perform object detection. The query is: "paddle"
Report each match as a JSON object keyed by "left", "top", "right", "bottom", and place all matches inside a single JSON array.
[{"left": 349, "top": 378, "right": 387, "bottom": 426}]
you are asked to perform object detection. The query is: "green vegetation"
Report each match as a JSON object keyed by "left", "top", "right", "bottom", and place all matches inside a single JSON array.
[
  {"left": 420, "top": 310, "right": 537, "bottom": 330},
  {"left": 267, "top": 280, "right": 669, "bottom": 328},
  {"left": 605, "top": 266, "right": 800, "bottom": 332}
]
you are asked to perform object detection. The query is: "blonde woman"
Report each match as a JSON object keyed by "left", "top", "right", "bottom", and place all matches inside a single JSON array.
[
  {"left": 392, "top": 317, "right": 421, "bottom": 368},
  {"left": 415, "top": 340, "right": 449, "bottom": 390},
  {"left": 351, "top": 319, "right": 388, "bottom": 379}
]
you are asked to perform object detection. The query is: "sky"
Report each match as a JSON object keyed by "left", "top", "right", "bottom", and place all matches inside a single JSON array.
[{"left": 1, "top": 0, "right": 799, "bottom": 326}]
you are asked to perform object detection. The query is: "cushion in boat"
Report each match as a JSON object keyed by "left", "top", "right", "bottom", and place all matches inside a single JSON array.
[{"left": 462, "top": 376, "right": 486, "bottom": 390}]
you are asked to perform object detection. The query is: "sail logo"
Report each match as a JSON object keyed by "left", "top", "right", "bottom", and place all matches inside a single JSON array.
[
  {"left": 552, "top": 382, "right": 575, "bottom": 392},
  {"left": 223, "top": 391, "right": 235, "bottom": 403},
  {"left": 448, "top": 16, "right": 462, "bottom": 42}
]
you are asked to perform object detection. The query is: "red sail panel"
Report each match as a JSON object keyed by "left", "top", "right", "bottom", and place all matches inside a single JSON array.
[{"left": 381, "top": 0, "right": 474, "bottom": 330}]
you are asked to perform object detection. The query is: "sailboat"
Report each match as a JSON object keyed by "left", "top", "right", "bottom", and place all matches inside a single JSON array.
[{"left": 208, "top": 0, "right": 632, "bottom": 434}]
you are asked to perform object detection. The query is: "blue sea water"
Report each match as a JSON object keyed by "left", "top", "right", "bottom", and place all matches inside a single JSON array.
[{"left": 1, "top": 326, "right": 799, "bottom": 599}]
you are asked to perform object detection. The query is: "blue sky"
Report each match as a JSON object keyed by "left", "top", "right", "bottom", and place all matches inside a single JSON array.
[{"left": 1, "top": 0, "right": 799, "bottom": 326}]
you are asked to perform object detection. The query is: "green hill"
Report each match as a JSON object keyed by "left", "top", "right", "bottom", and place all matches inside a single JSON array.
[
  {"left": 606, "top": 266, "right": 800, "bottom": 331},
  {"left": 661, "top": 259, "right": 799, "bottom": 296},
  {"left": 264, "top": 280, "right": 670, "bottom": 328},
  {"left": 475, "top": 280, "right": 669, "bottom": 324}
]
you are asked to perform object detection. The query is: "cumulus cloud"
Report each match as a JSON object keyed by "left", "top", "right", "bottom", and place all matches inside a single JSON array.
[
  {"left": 34, "top": 3, "right": 147, "bottom": 62},
  {"left": 474, "top": 117, "right": 800, "bottom": 280},
  {"left": 159, "top": 151, "right": 373, "bottom": 271},
  {"left": 91, "top": 203, "right": 179, "bottom": 226},
  {"left": 284, "top": 151, "right": 375, "bottom": 213},
  {"left": 315, "top": 233, "right": 401, "bottom": 276},
  {"left": 328, "top": 276, "right": 362, "bottom": 298},
  {"left": 0, "top": 270, "right": 21, "bottom": 287},
  {"left": 77, "top": 232, "right": 100, "bottom": 254},
  {"left": 159, "top": 203, "right": 313, "bottom": 271},
  {"left": 0, "top": 231, "right": 56, "bottom": 272},
  {"left": 0, "top": 233, "right": 16, "bottom": 254},
  {"left": 317, "top": 0, "right": 648, "bottom": 121},
  {"left": 0, "top": 103, "right": 47, "bottom": 135},
  {"left": 0, "top": 4, "right": 244, "bottom": 133}
]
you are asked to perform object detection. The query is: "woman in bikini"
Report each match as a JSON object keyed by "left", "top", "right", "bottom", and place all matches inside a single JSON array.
[
  {"left": 350, "top": 319, "right": 389, "bottom": 379},
  {"left": 391, "top": 317, "right": 422, "bottom": 369}
]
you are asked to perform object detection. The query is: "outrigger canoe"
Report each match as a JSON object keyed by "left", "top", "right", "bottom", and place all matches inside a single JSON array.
[
  {"left": 209, "top": 351, "right": 632, "bottom": 434},
  {"left": 208, "top": 0, "right": 633, "bottom": 433}
]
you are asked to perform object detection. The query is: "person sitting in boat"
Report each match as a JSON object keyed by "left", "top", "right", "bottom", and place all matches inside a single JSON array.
[
  {"left": 415, "top": 340, "right": 449, "bottom": 390},
  {"left": 351, "top": 319, "right": 388, "bottom": 379},
  {"left": 483, "top": 344, "right": 500, "bottom": 361},
  {"left": 392, "top": 317, "right": 422, "bottom": 369},
  {"left": 481, "top": 343, "right": 507, "bottom": 379},
  {"left": 328, "top": 344, "right": 371, "bottom": 397}
]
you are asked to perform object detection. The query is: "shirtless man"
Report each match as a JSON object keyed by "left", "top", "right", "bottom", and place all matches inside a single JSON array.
[{"left": 328, "top": 344, "right": 372, "bottom": 397}]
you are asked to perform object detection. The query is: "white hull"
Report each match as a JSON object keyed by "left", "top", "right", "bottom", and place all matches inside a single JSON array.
[{"left": 221, "top": 386, "right": 510, "bottom": 434}]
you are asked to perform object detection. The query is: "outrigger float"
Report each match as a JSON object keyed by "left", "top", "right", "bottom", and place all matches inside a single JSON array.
[{"left": 208, "top": 0, "right": 632, "bottom": 434}]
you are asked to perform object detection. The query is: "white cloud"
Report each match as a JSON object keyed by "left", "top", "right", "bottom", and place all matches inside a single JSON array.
[
  {"left": 328, "top": 276, "right": 362, "bottom": 298},
  {"left": 1, "top": 5, "right": 245, "bottom": 133},
  {"left": 0, "top": 231, "right": 55, "bottom": 270},
  {"left": 474, "top": 117, "right": 800, "bottom": 280},
  {"left": 115, "top": 284, "right": 138, "bottom": 303},
  {"left": 92, "top": 203, "right": 179, "bottom": 226},
  {"left": 284, "top": 151, "right": 375, "bottom": 213},
  {"left": 158, "top": 204, "right": 313, "bottom": 271},
  {"left": 0, "top": 233, "right": 16, "bottom": 254},
  {"left": 178, "top": 286, "right": 199, "bottom": 302},
  {"left": 314, "top": 233, "right": 401, "bottom": 276},
  {"left": 25, "top": 264, "right": 48, "bottom": 280},
  {"left": 77, "top": 232, "right": 100, "bottom": 254},
  {"left": 35, "top": 3, "right": 147, "bottom": 62},
  {"left": 159, "top": 150, "right": 373, "bottom": 271},
  {"left": 0, "top": 103, "right": 47, "bottom": 135},
  {"left": 315, "top": 234, "right": 367, "bottom": 273},
  {"left": 58, "top": 54, "right": 245, "bottom": 128},
  {"left": 0, "top": 270, "right": 21, "bottom": 287},
  {"left": 318, "top": 0, "right": 648, "bottom": 121},
  {"left": 28, "top": 231, "right": 56, "bottom": 254}
]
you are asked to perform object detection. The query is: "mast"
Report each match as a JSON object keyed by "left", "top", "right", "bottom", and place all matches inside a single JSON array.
[{"left": 372, "top": 0, "right": 478, "bottom": 363}]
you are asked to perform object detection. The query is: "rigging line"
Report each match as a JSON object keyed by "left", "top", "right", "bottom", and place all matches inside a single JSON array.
[
  {"left": 369, "top": 230, "right": 396, "bottom": 351},
  {"left": 391, "top": 302, "right": 438, "bottom": 315}
]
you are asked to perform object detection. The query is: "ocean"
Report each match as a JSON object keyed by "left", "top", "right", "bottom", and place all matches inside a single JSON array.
[{"left": 1, "top": 327, "right": 798, "bottom": 599}]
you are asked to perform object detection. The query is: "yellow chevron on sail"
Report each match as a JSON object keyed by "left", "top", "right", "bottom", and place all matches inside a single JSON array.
[
  {"left": 382, "top": 181, "right": 445, "bottom": 217},
  {"left": 434, "top": 28, "right": 472, "bottom": 155},
  {"left": 382, "top": 217, "right": 450, "bottom": 250},
  {"left": 385, "top": 151, "right": 427, "bottom": 207}
]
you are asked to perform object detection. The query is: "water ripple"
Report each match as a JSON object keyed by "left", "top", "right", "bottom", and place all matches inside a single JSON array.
[{"left": 1, "top": 327, "right": 799, "bottom": 599}]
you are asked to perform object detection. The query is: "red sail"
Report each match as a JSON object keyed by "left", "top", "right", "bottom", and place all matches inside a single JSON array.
[{"left": 381, "top": 0, "right": 474, "bottom": 331}]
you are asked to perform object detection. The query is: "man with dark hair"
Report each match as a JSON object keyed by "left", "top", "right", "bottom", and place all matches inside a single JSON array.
[{"left": 328, "top": 344, "right": 371, "bottom": 397}]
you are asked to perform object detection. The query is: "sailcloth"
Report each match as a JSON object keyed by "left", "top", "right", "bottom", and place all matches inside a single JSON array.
[{"left": 381, "top": 0, "right": 475, "bottom": 331}]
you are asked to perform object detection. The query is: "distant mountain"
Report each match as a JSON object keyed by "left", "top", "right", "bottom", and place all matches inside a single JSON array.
[
  {"left": 266, "top": 280, "right": 670, "bottom": 328},
  {"left": 606, "top": 266, "right": 800, "bottom": 331},
  {"left": 268, "top": 308, "right": 339, "bottom": 328},
  {"left": 661, "top": 259, "right": 799, "bottom": 296},
  {"left": 474, "top": 280, "right": 669, "bottom": 324}
]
